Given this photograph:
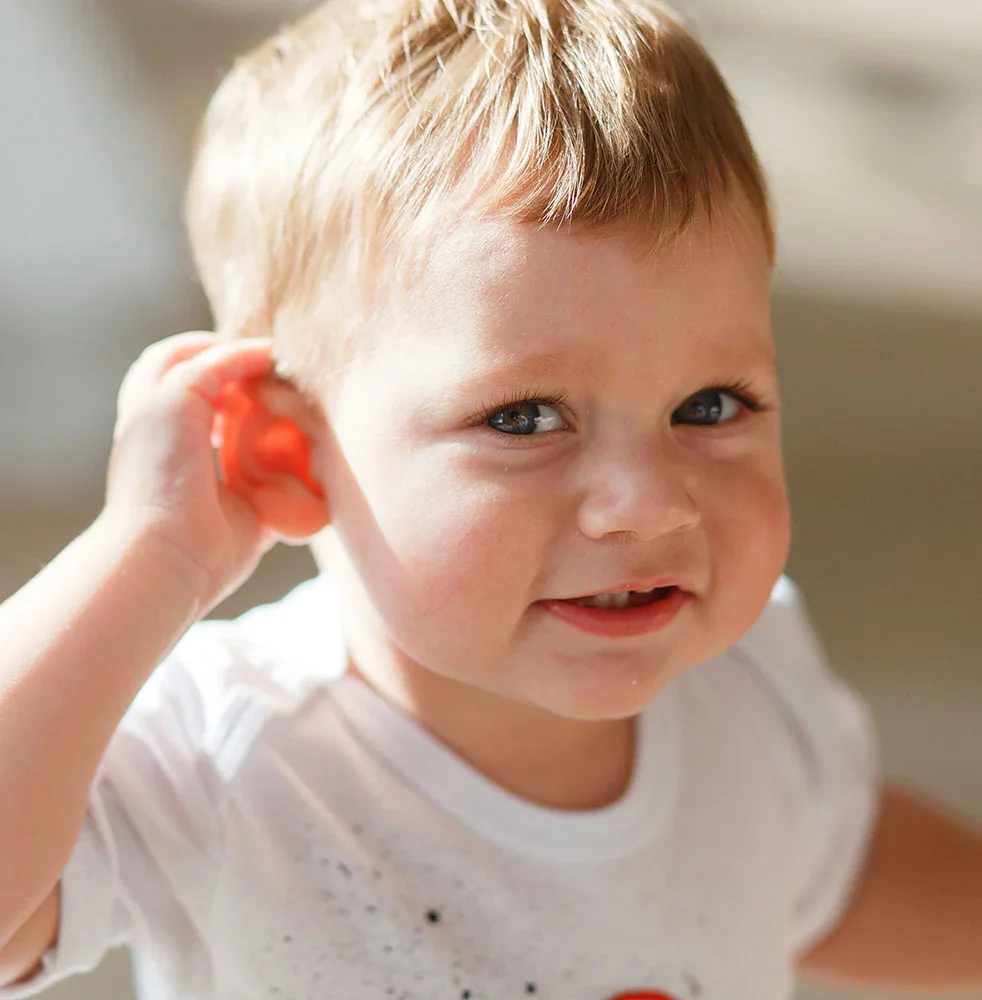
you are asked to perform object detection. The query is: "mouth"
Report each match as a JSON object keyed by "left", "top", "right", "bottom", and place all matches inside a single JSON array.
[
  {"left": 566, "top": 585, "right": 680, "bottom": 610},
  {"left": 539, "top": 585, "right": 691, "bottom": 638}
]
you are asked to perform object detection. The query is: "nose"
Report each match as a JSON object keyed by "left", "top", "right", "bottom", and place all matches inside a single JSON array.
[{"left": 575, "top": 441, "right": 700, "bottom": 542}]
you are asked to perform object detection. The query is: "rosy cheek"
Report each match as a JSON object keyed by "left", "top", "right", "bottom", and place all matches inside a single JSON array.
[
  {"left": 722, "top": 472, "right": 790, "bottom": 604},
  {"left": 700, "top": 462, "right": 788, "bottom": 576},
  {"left": 382, "top": 480, "right": 537, "bottom": 616},
  {"left": 748, "top": 465, "right": 791, "bottom": 564}
]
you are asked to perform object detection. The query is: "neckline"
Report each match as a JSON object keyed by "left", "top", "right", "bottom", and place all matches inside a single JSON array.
[{"left": 331, "top": 671, "right": 678, "bottom": 862}]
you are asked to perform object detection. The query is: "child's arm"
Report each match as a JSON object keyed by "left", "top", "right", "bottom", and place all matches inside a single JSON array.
[
  {"left": 798, "top": 784, "right": 982, "bottom": 993},
  {"left": 0, "top": 333, "right": 292, "bottom": 982},
  {"left": 0, "top": 887, "right": 58, "bottom": 986},
  {"left": 0, "top": 511, "right": 216, "bottom": 981}
]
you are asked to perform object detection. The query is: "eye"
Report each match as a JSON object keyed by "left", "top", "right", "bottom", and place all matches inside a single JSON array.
[
  {"left": 487, "top": 400, "right": 566, "bottom": 436},
  {"left": 672, "top": 388, "right": 744, "bottom": 426}
]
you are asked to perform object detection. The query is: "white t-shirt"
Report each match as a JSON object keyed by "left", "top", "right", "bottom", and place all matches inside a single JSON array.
[{"left": 4, "top": 575, "right": 878, "bottom": 1000}]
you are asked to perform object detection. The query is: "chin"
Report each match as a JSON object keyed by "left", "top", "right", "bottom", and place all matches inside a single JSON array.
[
  {"left": 531, "top": 660, "right": 678, "bottom": 722},
  {"left": 548, "top": 699, "right": 653, "bottom": 723}
]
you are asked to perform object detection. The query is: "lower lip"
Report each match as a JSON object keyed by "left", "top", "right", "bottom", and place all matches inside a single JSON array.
[{"left": 538, "top": 588, "right": 690, "bottom": 638}]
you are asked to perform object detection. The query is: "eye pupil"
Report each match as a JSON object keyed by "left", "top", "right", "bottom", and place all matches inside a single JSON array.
[
  {"left": 487, "top": 399, "right": 563, "bottom": 437},
  {"left": 489, "top": 401, "right": 540, "bottom": 434},
  {"left": 675, "top": 390, "right": 726, "bottom": 426}
]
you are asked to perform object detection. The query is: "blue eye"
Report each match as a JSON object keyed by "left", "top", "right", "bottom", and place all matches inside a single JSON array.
[
  {"left": 487, "top": 401, "right": 565, "bottom": 435},
  {"left": 672, "top": 389, "right": 743, "bottom": 426}
]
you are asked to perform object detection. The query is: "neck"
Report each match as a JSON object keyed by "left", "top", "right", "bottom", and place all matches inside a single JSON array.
[{"left": 348, "top": 659, "right": 637, "bottom": 811}]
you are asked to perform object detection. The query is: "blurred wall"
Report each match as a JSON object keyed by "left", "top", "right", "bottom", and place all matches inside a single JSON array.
[{"left": 0, "top": 2, "right": 978, "bottom": 999}]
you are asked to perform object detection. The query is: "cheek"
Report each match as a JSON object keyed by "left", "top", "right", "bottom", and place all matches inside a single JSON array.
[
  {"left": 702, "top": 460, "right": 790, "bottom": 620},
  {"left": 393, "top": 485, "right": 528, "bottom": 608},
  {"left": 328, "top": 435, "right": 545, "bottom": 624}
]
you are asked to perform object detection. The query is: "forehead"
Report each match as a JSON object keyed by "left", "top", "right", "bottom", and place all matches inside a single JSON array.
[{"left": 377, "top": 198, "right": 773, "bottom": 379}]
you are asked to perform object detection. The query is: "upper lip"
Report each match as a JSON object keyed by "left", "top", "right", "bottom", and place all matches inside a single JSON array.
[{"left": 557, "top": 578, "right": 694, "bottom": 601}]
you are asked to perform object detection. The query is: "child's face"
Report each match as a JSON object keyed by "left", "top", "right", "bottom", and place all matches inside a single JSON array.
[{"left": 315, "top": 199, "right": 788, "bottom": 720}]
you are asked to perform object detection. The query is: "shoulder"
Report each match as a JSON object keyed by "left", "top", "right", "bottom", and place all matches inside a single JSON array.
[
  {"left": 730, "top": 578, "right": 882, "bottom": 951},
  {"left": 117, "top": 575, "right": 346, "bottom": 787},
  {"left": 728, "top": 576, "right": 875, "bottom": 769},
  {"left": 678, "top": 578, "right": 881, "bottom": 953},
  {"left": 733, "top": 575, "right": 821, "bottom": 669},
  {"left": 673, "top": 575, "right": 878, "bottom": 819}
]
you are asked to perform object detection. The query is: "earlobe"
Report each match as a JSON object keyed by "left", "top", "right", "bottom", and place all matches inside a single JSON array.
[{"left": 214, "top": 380, "right": 330, "bottom": 539}]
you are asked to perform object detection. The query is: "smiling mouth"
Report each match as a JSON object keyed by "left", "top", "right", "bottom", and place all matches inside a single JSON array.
[
  {"left": 566, "top": 586, "right": 681, "bottom": 610},
  {"left": 540, "top": 585, "right": 690, "bottom": 638}
]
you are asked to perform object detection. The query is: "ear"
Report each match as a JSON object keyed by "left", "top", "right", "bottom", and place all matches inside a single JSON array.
[{"left": 213, "top": 380, "right": 330, "bottom": 541}]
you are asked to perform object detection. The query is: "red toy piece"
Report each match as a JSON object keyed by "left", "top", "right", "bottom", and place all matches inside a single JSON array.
[{"left": 214, "top": 381, "right": 324, "bottom": 499}]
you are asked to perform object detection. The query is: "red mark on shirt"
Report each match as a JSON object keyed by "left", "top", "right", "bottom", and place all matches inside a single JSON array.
[{"left": 606, "top": 993, "right": 680, "bottom": 1000}]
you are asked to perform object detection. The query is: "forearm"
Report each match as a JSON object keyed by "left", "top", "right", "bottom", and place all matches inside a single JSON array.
[
  {"left": 0, "top": 513, "right": 205, "bottom": 946},
  {"left": 800, "top": 786, "right": 982, "bottom": 995}
]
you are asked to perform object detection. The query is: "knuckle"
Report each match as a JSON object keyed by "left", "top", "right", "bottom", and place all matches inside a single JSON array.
[{"left": 138, "top": 331, "right": 216, "bottom": 371}]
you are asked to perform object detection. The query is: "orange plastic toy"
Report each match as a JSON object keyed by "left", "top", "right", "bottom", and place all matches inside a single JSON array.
[{"left": 214, "top": 381, "right": 324, "bottom": 499}]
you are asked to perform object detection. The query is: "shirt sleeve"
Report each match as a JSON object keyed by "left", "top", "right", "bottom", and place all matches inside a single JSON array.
[
  {"left": 0, "top": 638, "right": 231, "bottom": 998},
  {"left": 737, "top": 576, "right": 881, "bottom": 956}
]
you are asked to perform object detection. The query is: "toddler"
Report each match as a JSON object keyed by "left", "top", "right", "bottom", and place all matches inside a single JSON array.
[{"left": 1, "top": 0, "right": 980, "bottom": 998}]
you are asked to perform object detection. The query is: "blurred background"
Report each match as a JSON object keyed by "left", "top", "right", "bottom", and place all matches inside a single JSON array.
[{"left": 0, "top": 1, "right": 979, "bottom": 998}]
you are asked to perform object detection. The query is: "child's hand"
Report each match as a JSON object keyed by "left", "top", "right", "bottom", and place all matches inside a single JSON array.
[{"left": 103, "top": 332, "right": 315, "bottom": 612}]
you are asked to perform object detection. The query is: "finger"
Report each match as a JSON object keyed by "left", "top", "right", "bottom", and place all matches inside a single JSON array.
[
  {"left": 117, "top": 332, "right": 219, "bottom": 418},
  {"left": 131, "top": 331, "right": 219, "bottom": 382},
  {"left": 155, "top": 333, "right": 228, "bottom": 377},
  {"left": 164, "top": 337, "right": 276, "bottom": 405}
]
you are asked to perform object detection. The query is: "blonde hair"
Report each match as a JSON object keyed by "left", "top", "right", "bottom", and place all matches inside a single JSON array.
[{"left": 186, "top": 0, "right": 773, "bottom": 392}]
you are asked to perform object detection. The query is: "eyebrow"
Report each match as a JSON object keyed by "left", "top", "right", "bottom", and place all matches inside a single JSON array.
[
  {"left": 440, "top": 339, "right": 780, "bottom": 408},
  {"left": 748, "top": 350, "right": 779, "bottom": 379},
  {"left": 701, "top": 340, "right": 779, "bottom": 381},
  {"left": 764, "top": 350, "right": 780, "bottom": 379},
  {"left": 454, "top": 350, "right": 598, "bottom": 387},
  {"left": 477, "top": 346, "right": 779, "bottom": 380}
]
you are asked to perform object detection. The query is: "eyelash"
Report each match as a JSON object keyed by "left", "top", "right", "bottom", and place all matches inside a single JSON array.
[
  {"left": 693, "top": 380, "right": 766, "bottom": 415},
  {"left": 470, "top": 387, "right": 571, "bottom": 426},
  {"left": 471, "top": 380, "right": 767, "bottom": 427}
]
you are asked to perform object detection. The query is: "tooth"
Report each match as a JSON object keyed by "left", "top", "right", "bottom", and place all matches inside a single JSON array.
[{"left": 577, "top": 591, "right": 636, "bottom": 609}]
